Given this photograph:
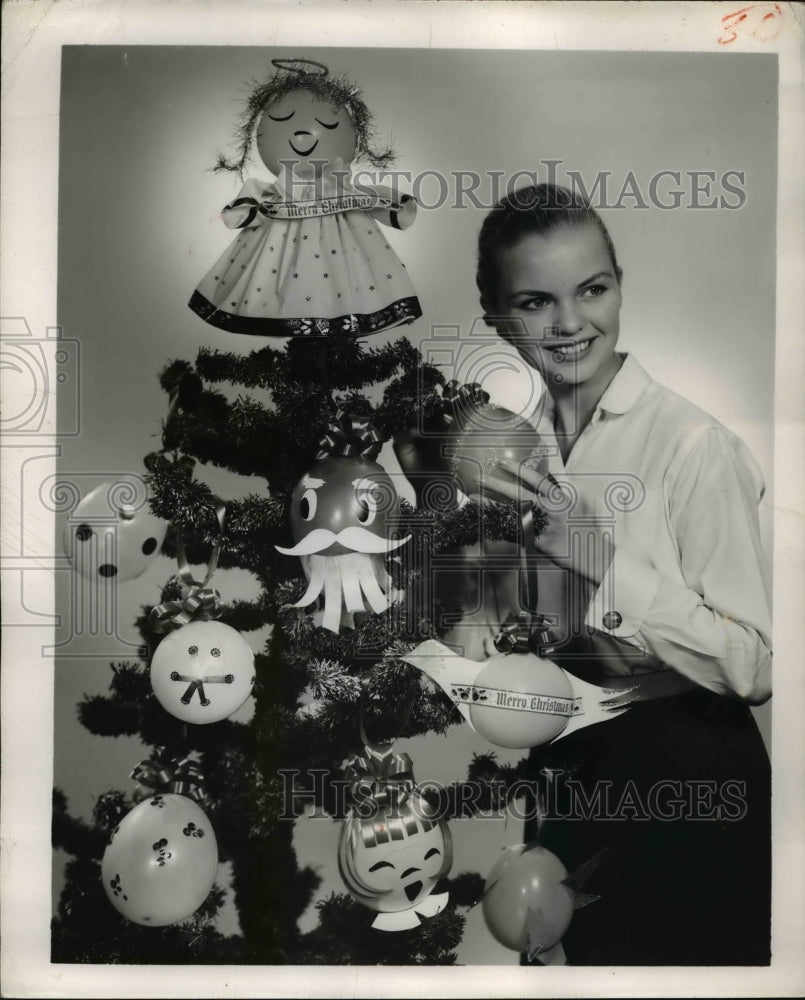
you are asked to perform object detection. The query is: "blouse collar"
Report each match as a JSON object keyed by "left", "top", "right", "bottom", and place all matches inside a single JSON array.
[{"left": 537, "top": 353, "right": 651, "bottom": 427}]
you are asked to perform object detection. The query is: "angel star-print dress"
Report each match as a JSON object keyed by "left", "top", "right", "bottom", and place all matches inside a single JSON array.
[{"left": 189, "top": 170, "right": 422, "bottom": 338}]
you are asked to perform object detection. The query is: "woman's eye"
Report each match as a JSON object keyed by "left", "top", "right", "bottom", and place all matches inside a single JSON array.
[
  {"left": 581, "top": 284, "right": 607, "bottom": 298},
  {"left": 519, "top": 296, "right": 551, "bottom": 311},
  {"left": 368, "top": 860, "right": 394, "bottom": 872},
  {"left": 267, "top": 110, "right": 295, "bottom": 122},
  {"left": 299, "top": 488, "right": 318, "bottom": 521},
  {"left": 314, "top": 118, "right": 339, "bottom": 130}
]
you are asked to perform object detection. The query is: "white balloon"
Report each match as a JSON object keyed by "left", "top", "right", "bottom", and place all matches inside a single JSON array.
[
  {"left": 101, "top": 794, "right": 218, "bottom": 926},
  {"left": 150, "top": 621, "right": 255, "bottom": 724},
  {"left": 63, "top": 481, "right": 167, "bottom": 582}
]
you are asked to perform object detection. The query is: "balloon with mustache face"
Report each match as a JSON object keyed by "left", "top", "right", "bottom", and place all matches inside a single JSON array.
[{"left": 276, "top": 454, "right": 410, "bottom": 632}]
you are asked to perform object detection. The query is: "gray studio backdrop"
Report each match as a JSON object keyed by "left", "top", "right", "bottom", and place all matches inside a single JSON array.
[{"left": 55, "top": 46, "right": 776, "bottom": 963}]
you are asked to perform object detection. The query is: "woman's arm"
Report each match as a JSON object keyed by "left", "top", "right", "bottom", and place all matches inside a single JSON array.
[
  {"left": 584, "top": 426, "right": 772, "bottom": 704},
  {"left": 489, "top": 427, "right": 772, "bottom": 704}
]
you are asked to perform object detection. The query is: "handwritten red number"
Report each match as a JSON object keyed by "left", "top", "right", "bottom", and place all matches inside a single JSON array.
[{"left": 718, "top": 2, "right": 783, "bottom": 45}]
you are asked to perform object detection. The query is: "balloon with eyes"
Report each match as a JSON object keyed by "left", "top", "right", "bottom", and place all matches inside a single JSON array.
[
  {"left": 189, "top": 57, "right": 420, "bottom": 338},
  {"left": 338, "top": 742, "right": 452, "bottom": 931},
  {"left": 63, "top": 480, "right": 167, "bottom": 582},
  {"left": 276, "top": 413, "right": 410, "bottom": 633}
]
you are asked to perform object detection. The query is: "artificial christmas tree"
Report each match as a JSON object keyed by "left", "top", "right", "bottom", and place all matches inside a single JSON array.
[{"left": 52, "top": 329, "right": 545, "bottom": 964}]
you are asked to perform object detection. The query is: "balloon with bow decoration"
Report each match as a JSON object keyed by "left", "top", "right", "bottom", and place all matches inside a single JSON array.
[
  {"left": 402, "top": 613, "right": 636, "bottom": 750},
  {"left": 337, "top": 741, "right": 453, "bottom": 931},
  {"left": 480, "top": 839, "right": 603, "bottom": 963},
  {"left": 101, "top": 748, "right": 219, "bottom": 927},
  {"left": 275, "top": 412, "right": 410, "bottom": 633},
  {"left": 442, "top": 380, "right": 550, "bottom": 500},
  {"left": 63, "top": 479, "right": 168, "bottom": 582},
  {"left": 149, "top": 500, "right": 255, "bottom": 724},
  {"left": 189, "top": 57, "right": 420, "bottom": 338}
]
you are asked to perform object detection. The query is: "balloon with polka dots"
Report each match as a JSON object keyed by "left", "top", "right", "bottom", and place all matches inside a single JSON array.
[{"left": 62, "top": 480, "right": 168, "bottom": 582}]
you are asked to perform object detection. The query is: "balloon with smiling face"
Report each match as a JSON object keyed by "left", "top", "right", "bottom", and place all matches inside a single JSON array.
[
  {"left": 338, "top": 789, "right": 453, "bottom": 931},
  {"left": 188, "top": 59, "right": 421, "bottom": 338},
  {"left": 149, "top": 620, "right": 255, "bottom": 725},
  {"left": 255, "top": 89, "right": 357, "bottom": 178},
  {"left": 63, "top": 480, "right": 167, "bottom": 582},
  {"left": 276, "top": 454, "right": 410, "bottom": 632}
]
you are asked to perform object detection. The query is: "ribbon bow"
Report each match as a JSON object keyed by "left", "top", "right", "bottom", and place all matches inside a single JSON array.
[
  {"left": 442, "top": 380, "right": 490, "bottom": 416},
  {"left": 130, "top": 747, "right": 206, "bottom": 804},
  {"left": 343, "top": 741, "right": 415, "bottom": 807},
  {"left": 150, "top": 496, "right": 227, "bottom": 633},
  {"left": 143, "top": 450, "right": 197, "bottom": 478},
  {"left": 494, "top": 612, "right": 557, "bottom": 657},
  {"left": 315, "top": 410, "right": 383, "bottom": 461},
  {"left": 151, "top": 586, "right": 222, "bottom": 632}
]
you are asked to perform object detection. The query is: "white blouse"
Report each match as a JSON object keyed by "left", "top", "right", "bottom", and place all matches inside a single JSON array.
[{"left": 528, "top": 353, "right": 772, "bottom": 704}]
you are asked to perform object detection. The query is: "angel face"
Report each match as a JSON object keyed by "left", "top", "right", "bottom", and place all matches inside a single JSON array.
[
  {"left": 281, "top": 457, "right": 403, "bottom": 558},
  {"left": 339, "top": 809, "right": 452, "bottom": 913},
  {"left": 255, "top": 90, "right": 357, "bottom": 176}
]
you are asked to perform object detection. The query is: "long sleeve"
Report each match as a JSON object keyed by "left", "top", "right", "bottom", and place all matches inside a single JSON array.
[
  {"left": 359, "top": 184, "right": 417, "bottom": 231},
  {"left": 219, "top": 178, "right": 275, "bottom": 230},
  {"left": 584, "top": 425, "right": 772, "bottom": 703}
]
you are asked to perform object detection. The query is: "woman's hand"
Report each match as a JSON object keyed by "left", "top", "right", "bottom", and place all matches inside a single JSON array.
[
  {"left": 484, "top": 458, "right": 615, "bottom": 585},
  {"left": 392, "top": 417, "right": 459, "bottom": 511}
]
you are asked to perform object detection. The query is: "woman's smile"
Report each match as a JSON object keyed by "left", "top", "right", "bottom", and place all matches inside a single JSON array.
[{"left": 489, "top": 222, "right": 622, "bottom": 394}]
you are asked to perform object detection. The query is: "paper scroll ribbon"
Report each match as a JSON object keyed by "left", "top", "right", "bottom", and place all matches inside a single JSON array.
[
  {"left": 130, "top": 747, "right": 206, "bottom": 804},
  {"left": 343, "top": 741, "right": 415, "bottom": 807},
  {"left": 150, "top": 497, "right": 227, "bottom": 632},
  {"left": 315, "top": 409, "right": 383, "bottom": 461}
]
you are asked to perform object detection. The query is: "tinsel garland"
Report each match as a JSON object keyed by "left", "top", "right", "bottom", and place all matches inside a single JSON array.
[
  {"left": 55, "top": 325, "right": 550, "bottom": 965},
  {"left": 214, "top": 61, "right": 395, "bottom": 177}
]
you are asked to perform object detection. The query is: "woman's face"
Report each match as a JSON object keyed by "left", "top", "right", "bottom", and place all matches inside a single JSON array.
[
  {"left": 486, "top": 222, "right": 622, "bottom": 392},
  {"left": 256, "top": 90, "right": 357, "bottom": 175}
]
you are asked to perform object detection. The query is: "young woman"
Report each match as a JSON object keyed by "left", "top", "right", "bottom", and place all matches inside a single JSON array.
[{"left": 401, "top": 183, "right": 772, "bottom": 965}]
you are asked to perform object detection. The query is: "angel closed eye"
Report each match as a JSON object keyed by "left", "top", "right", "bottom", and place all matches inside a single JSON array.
[
  {"left": 314, "top": 118, "right": 339, "bottom": 130},
  {"left": 368, "top": 860, "right": 395, "bottom": 873}
]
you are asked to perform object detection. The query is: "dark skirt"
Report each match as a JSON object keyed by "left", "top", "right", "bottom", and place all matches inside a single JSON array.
[{"left": 523, "top": 687, "right": 771, "bottom": 966}]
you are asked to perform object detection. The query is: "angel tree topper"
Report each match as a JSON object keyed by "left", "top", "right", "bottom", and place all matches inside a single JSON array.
[{"left": 276, "top": 413, "right": 409, "bottom": 632}]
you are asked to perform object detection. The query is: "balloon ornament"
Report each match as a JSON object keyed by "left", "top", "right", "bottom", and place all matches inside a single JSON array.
[
  {"left": 442, "top": 381, "right": 550, "bottom": 500},
  {"left": 337, "top": 741, "right": 452, "bottom": 931},
  {"left": 481, "top": 841, "right": 602, "bottom": 962},
  {"left": 276, "top": 412, "right": 410, "bottom": 632},
  {"left": 101, "top": 749, "right": 218, "bottom": 927},
  {"left": 189, "top": 57, "right": 420, "bottom": 337},
  {"left": 402, "top": 614, "right": 636, "bottom": 749},
  {"left": 63, "top": 480, "right": 167, "bottom": 582},
  {"left": 149, "top": 500, "right": 255, "bottom": 724}
]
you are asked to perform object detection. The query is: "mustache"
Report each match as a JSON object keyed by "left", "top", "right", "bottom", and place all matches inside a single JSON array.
[{"left": 276, "top": 526, "right": 411, "bottom": 557}]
